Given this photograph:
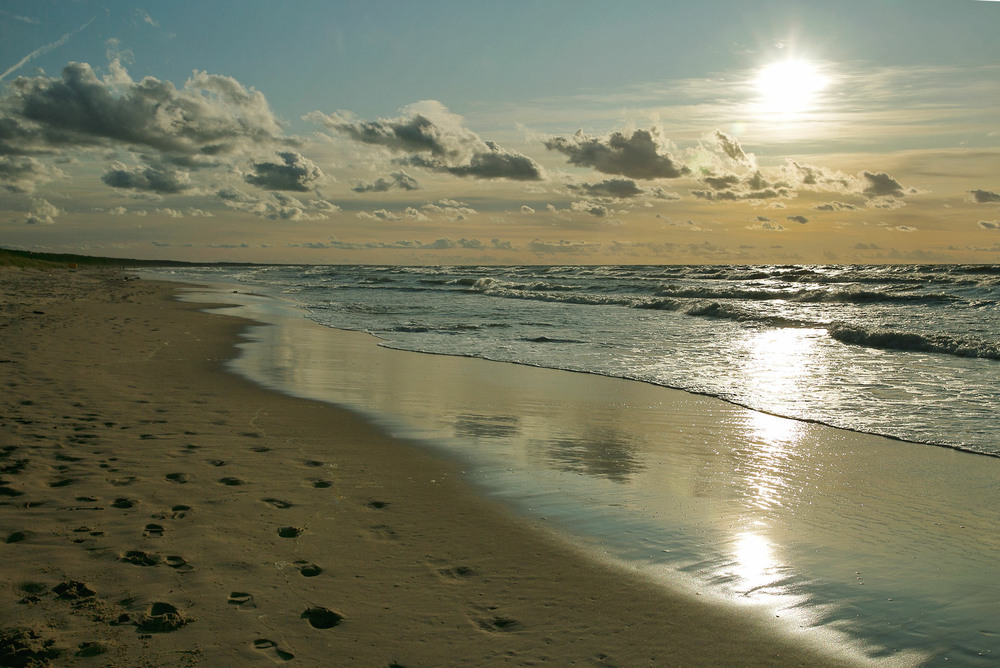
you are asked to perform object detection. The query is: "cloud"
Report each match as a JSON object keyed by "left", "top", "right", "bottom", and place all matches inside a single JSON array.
[
  {"left": 245, "top": 151, "right": 323, "bottom": 192},
  {"left": 568, "top": 178, "right": 642, "bottom": 199},
  {"left": 544, "top": 128, "right": 689, "bottom": 179},
  {"left": 570, "top": 200, "right": 612, "bottom": 217},
  {"left": 866, "top": 197, "right": 907, "bottom": 210},
  {"left": 357, "top": 208, "right": 402, "bottom": 221},
  {"left": 709, "top": 130, "right": 754, "bottom": 167},
  {"left": 979, "top": 220, "right": 1000, "bottom": 230},
  {"left": 969, "top": 189, "right": 1000, "bottom": 203},
  {"left": 408, "top": 141, "right": 542, "bottom": 180},
  {"left": 786, "top": 215, "right": 809, "bottom": 224},
  {"left": 2, "top": 62, "right": 284, "bottom": 160},
  {"left": 352, "top": 171, "right": 419, "bottom": 193},
  {"left": 24, "top": 198, "right": 60, "bottom": 225},
  {"left": 102, "top": 161, "right": 191, "bottom": 193},
  {"left": 527, "top": 239, "right": 601, "bottom": 254},
  {"left": 133, "top": 9, "right": 159, "bottom": 28},
  {"left": 746, "top": 219, "right": 785, "bottom": 231},
  {"left": 520, "top": 205, "right": 535, "bottom": 214},
  {"left": 420, "top": 199, "right": 477, "bottom": 221},
  {"left": 293, "top": 237, "right": 506, "bottom": 252},
  {"left": 0, "top": 155, "right": 61, "bottom": 193},
  {"left": 860, "top": 171, "right": 906, "bottom": 198},
  {"left": 311, "top": 100, "right": 542, "bottom": 181},
  {"left": 813, "top": 201, "right": 859, "bottom": 211},
  {"left": 781, "top": 160, "right": 856, "bottom": 193},
  {"left": 217, "top": 188, "right": 330, "bottom": 221}
]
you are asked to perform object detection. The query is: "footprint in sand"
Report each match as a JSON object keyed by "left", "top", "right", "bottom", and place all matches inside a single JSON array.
[
  {"left": 311, "top": 480, "right": 333, "bottom": 489},
  {"left": 111, "top": 497, "right": 136, "bottom": 509},
  {"left": 135, "top": 601, "right": 191, "bottom": 633},
  {"left": 294, "top": 561, "right": 322, "bottom": 577},
  {"left": 164, "top": 473, "right": 190, "bottom": 484},
  {"left": 152, "top": 505, "right": 190, "bottom": 520},
  {"left": 120, "top": 550, "right": 160, "bottom": 566},
  {"left": 217, "top": 477, "right": 246, "bottom": 486},
  {"left": 75, "top": 641, "right": 108, "bottom": 658},
  {"left": 227, "top": 591, "right": 257, "bottom": 610},
  {"left": 143, "top": 523, "right": 164, "bottom": 537},
  {"left": 262, "top": 498, "right": 293, "bottom": 509},
  {"left": 164, "top": 555, "right": 193, "bottom": 572},
  {"left": 52, "top": 580, "right": 96, "bottom": 601},
  {"left": 252, "top": 638, "right": 295, "bottom": 662},
  {"left": 365, "top": 500, "right": 388, "bottom": 510},
  {"left": 277, "top": 526, "right": 303, "bottom": 538},
  {"left": 301, "top": 607, "right": 343, "bottom": 629},
  {"left": 477, "top": 615, "right": 520, "bottom": 633}
]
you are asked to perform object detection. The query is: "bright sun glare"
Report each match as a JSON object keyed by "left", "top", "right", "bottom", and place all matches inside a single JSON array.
[{"left": 754, "top": 59, "right": 829, "bottom": 116}]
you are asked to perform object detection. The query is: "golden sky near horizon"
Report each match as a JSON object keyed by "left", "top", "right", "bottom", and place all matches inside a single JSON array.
[{"left": 1, "top": 1, "right": 999, "bottom": 264}]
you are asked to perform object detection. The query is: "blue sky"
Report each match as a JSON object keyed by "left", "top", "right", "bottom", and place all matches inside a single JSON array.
[{"left": 1, "top": 0, "right": 999, "bottom": 263}]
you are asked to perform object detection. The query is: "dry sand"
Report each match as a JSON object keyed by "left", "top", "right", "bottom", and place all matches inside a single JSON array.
[{"left": 0, "top": 267, "right": 848, "bottom": 666}]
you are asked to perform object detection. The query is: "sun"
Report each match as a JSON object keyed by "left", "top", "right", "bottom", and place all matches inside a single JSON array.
[{"left": 753, "top": 59, "right": 829, "bottom": 116}]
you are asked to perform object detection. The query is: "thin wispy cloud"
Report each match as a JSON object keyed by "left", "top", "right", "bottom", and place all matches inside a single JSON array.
[{"left": 0, "top": 16, "right": 96, "bottom": 82}]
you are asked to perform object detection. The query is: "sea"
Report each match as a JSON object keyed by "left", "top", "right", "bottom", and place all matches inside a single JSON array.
[{"left": 153, "top": 264, "right": 1000, "bottom": 665}]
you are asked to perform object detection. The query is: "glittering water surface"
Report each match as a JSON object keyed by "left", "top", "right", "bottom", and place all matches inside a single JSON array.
[
  {"left": 155, "top": 266, "right": 1000, "bottom": 665},
  {"left": 158, "top": 264, "right": 1000, "bottom": 455}
]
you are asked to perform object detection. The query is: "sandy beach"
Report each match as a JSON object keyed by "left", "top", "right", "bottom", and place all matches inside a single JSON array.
[{"left": 0, "top": 266, "right": 856, "bottom": 666}]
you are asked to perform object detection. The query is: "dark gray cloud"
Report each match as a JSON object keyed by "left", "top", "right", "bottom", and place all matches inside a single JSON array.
[
  {"left": 407, "top": 140, "right": 541, "bottom": 181},
  {"left": 353, "top": 171, "right": 420, "bottom": 193},
  {"left": 702, "top": 174, "right": 741, "bottom": 190},
  {"left": 245, "top": 151, "right": 323, "bottom": 192},
  {"left": 691, "top": 183, "right": 789, "bottom": 201},
  {"left": 978, "top": 220, "right": 1000, "bottom": 230},
  {"left": 1, "top": 62, "right": 284, "bottom": 159},
  {"left": 102, "top": 161, "right": 191, "bottom": 193},
  {"left": 544, "top": 128, "right": 689, "bottom": 180},
  {"left": 786, "top": 215, "right": 809, "bottom": 224},
  {"left": 860, "top": 171, "right": 906, "bottom": 198},
  {"left": 969, "top": 189, "right": 1000, "bottom": 203},
  {"left": 311, "top": 101, "right": 541, "bottom": 181},
  {"left": 568, "top": 178, "right": 642, "bottom": 199}
]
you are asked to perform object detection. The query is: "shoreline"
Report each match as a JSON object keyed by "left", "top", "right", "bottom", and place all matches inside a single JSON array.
[
  {"left": 175, "top": 274, "right": 1000, "bottom": 665},
  {"left": 0, "top": 267, "right": 853, "bottom": 665}
]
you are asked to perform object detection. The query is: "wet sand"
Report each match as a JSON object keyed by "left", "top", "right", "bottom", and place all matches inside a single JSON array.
[{"left": 0, "top": 266, "right": 853, "bottom": 666}]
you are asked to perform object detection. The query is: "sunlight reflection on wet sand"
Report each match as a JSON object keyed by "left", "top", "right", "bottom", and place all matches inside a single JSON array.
[{"left": 176, "top": 284, "right": 1000, "bottom": 666}]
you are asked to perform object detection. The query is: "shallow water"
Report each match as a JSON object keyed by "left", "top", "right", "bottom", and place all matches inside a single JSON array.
[
  {"left": 165, "top": 280, "right": 1000, "bottom": 666},
  {"left": 152, "top": 264, "right": 1000, "bottom": 456}
]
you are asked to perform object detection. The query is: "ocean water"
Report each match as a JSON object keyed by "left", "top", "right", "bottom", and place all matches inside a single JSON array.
[
  {"left": 154, "top": 264, "right": 1000, "bottom": 665},
  {"left": 164, "top": 263, "right": 1000, "bottom": 456}
]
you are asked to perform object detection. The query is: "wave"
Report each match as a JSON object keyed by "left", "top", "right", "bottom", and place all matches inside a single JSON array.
[{"left": 828, "top": 325, "right": 1000, "bottom": 360}]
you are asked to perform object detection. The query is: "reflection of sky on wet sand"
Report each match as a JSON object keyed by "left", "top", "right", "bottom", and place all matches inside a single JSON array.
[{"left": 175, "top": 285, "right": 1000, "bottom": 666}]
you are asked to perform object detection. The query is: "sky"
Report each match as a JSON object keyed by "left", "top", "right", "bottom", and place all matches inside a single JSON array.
[{"left": 1, "top": 0, "right": 999, "bottom": 265}]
